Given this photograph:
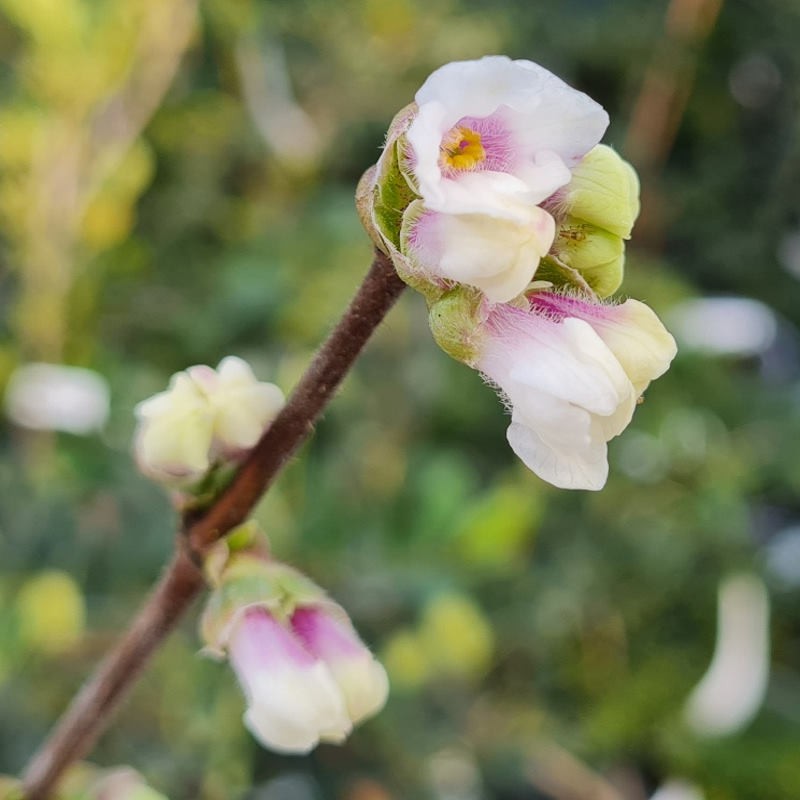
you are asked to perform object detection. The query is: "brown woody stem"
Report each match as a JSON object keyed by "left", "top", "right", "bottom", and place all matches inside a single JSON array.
[{"left": 20, "top": 248, "right": 405, "bottom": 799}]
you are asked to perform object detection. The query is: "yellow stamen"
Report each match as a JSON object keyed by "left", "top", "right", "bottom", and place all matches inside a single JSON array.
[{"left": 441, "top": 127, "right": 485, "bottom": 171}]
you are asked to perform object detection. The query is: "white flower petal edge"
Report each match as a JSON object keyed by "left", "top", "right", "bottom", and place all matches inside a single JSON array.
[{"left": 477, "top": 292, "right": 676, "bottom": 490}]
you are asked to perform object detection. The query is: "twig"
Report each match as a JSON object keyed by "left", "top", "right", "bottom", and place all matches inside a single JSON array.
[{"left": 20, "top": 248, "right": 405, "bottom": 799}]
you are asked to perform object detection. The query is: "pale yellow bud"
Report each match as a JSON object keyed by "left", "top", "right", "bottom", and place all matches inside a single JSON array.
[
  {"left": 564, "top": 145, "right": 640, "bottom": 239},
  {"left": 553, "top": 219, "right": 625, "bottom": 298}
]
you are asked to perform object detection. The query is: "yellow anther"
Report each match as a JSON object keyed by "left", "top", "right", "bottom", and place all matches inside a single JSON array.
[{"left": 440, "top": 127, "right": 485, "bottom": 171}]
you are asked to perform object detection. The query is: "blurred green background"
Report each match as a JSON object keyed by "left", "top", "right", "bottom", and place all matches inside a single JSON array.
[{"left": 1, "top": 0, "right": 800, "bottom": 798}]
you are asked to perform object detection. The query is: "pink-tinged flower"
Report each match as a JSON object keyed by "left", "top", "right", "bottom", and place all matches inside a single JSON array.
[
  {"left": 528, "top": 292, "right": 678, "bottom": 395},
  {"left": 397, "top": 56, "right": 609, "bottom": 302},
  {"left": 134, "top": 356, "right": 284, "bottom": 486},
  {"left": 405, "top": 56, "right": 609, "bottom": 214},
  {"left": 291, "top": 605, "right": 389, "bottom": 725},
  {"left": 477, "top": 291, "right": 676, "bottom": 490},
  {"left": 227, "top": 607, "right": 352, "bottom": 754},
  {"left": 200, "top": 546, "right": 390, "bottom": 755}
]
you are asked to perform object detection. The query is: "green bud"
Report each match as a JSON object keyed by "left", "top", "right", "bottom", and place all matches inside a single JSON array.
[
  {"left": 562, "top": 144, "right": 640, "bottom": 239},
  {"left": 552, "top": 218, "right": 625, "bottom": 298},
  {"left": 428, "top": 288, "right": 485, "bottom": 365}
]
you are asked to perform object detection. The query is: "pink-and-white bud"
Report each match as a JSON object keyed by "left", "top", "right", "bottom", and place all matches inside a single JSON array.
[
  {"left": 476, "top": 291, "right": 676, "bottom": 490},
  {"left": 227, "top": 607, "right": 353, "bottom": 754},
  {"left": 200, "top": 538, "right": 389, "bottom": 755},
  {"left": 291, "top": 605, "right": 389, "bottom": 725}
]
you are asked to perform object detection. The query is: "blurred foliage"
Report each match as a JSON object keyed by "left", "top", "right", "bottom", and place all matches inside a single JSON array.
[{"left": 1, "top": 0, "right": 800, "bottom": 799}]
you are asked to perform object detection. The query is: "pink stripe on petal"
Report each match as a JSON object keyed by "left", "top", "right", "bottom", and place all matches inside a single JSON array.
[
  {"left": 229, "top": 608, "right": 317, "bottom": 679},
  {"left": 291, "top": 606, "right": 364, "bottom": 660},
  {"left": 529, "top": 291, "right": 612, "bottom": 322}
]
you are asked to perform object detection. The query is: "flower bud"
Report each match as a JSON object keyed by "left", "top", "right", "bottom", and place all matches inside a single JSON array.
[
  {"left": 550, "top": 220, "right": 625, "bottom": 298},
  {"left": 474, "top": 290, "right": 675, "bottom": 489},
  {"left": 134, "top": 356, "right": 284, "bottom": 487},
  {"left": 560, "top": 144, "right": 640, "bottom": 238},
  {"left": 200, "top": 534, "right": 389, "bottom": 754},
  {"left": 544, "top": 145, "right": 640, "bottom": 298},
  {"left": 428, "top": 288, "right": 485, "bottom": 365}
]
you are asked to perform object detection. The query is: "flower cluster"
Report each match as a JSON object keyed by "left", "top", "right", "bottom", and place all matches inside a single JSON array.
[
  {"left": 359, "top": 55, "right": 676, "bottom": 489},
  {"left": 133, "top": 356, "right": 284, "bottom": 488},
  {"left": 200, "top": 528, "right": 388, "bottom": 754}
]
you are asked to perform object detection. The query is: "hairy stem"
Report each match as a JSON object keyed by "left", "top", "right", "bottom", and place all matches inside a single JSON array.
[{"left": 21, "top": 248, "right": 405, "bottom": 799}]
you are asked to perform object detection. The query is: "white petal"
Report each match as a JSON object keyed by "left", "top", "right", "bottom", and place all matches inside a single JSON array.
[
  {"left": 407, "top": 56, "right": 608, "bottom": 210},
  {"left": 327, "top": 653, "right": 390, "bottom": 725},
  {"left": 213, "top": 383, "right": 285, "bottom": 449},
  {"left": 500, "top": 316, "right": 632, "bottom": 416},
  {"left": 684, "top": 574, "right": 770, "bottom": 737},
  {"left": 410, "top": 206, "right": 555, "bottom": 303},
  {"left": 243, "top": 664, "right": 352, "bottom": 754},
  {"left": 506, "top": 391, "right": 609, "bottom": 490},
  {"left": 291, "top": 606, "right": 390, "bottom": 725},
  {"left": 414, "top": 57, "right": 608, "bottom": 163}
]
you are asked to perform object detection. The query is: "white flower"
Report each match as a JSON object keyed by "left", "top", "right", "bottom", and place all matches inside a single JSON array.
[
  {"left": 4, "top": 363, "right": 110, "bottom": 434},
  {"left": 134, "top": 356, "right": 284, "bottom": 485},
  {"left": 406, "top": 56, "right": 608, "bottom": 214},
  {"left": 291, "top": 604, "right": 389, "bottom": 725},
  {"left": 399, "top": 56, "right": 608, "bottom": 302},
  {"left": 227, "top": 607, "right": 353, "bottom": 754},
  {"left": 477, "top": 292, "right": 676, "bottom": 490}
]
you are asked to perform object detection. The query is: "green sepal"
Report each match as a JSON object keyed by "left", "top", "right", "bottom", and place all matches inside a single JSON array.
[
  {"left": 200, "top": 554, "right": 326, "bottom": 654},
  {"left": 428, "top": 287, "right": 485, "bottom": 366},
  {"left": 373, "top": 137, "right": 418, "bottom": 250},
  {"left": 356, "top": 102, "right": 418, "bottom": 254},
  {"left": 534, "top": 255, "right": 597, "bottom": 298}
]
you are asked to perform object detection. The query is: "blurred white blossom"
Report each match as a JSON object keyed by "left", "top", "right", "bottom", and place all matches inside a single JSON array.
[
  {"left": 5, "top": 363, "right": 109, "bottom": 434},
  {"left": 134, "top": 356, "right": 284, "bottom": 486}
]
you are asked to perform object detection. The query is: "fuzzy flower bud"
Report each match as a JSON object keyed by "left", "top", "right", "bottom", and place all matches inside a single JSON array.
[
  {"left": 200, "top": 535, "right": 389, "bottom": 754},
  {"left": 133, "top": 356, "right": 284, "bottom": 487},
  {"left": 546, "top": 144, "right": 640, "bottom": 297},
  {"left": 361, "top": 55, "right": 612, "bottom": 304},
  {"left": 475, "top": 290, "right": 676, "bottom": 490}
]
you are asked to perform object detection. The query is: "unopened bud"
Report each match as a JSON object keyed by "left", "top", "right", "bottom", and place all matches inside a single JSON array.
[{"left": 134, "top": 356, "right": 284, "bottom": 488}]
